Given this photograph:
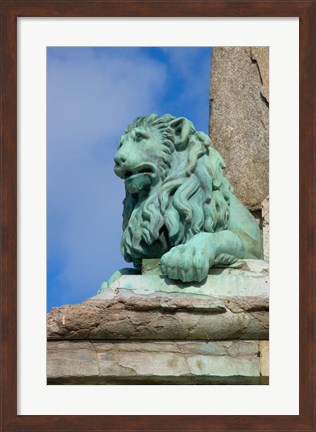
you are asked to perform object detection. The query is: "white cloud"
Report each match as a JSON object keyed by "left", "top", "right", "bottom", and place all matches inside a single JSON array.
[{"left": 48, "top": 48, "right": 167, "bottom": 151}]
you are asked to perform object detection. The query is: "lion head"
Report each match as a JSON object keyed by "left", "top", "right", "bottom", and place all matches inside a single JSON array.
[{"left": 114, "top": 114, "right": 233, "bottom": 267}]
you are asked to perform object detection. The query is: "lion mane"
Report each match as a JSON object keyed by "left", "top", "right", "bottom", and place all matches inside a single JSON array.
[{"left": 120, "top": 114, "right": 234, "bottom": 267}]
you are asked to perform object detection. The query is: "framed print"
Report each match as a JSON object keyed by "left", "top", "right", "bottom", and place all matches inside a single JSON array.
[
  {"left": 1, "top": 1, "right": 315, "bottom": 431},
  {"left": 45, "top": 44, "right": 269, "bottom": 388}
]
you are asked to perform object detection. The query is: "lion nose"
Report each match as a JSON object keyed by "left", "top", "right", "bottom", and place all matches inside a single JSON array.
[{"left": 114, "top": 153, "right": 126, "bottom": 166}]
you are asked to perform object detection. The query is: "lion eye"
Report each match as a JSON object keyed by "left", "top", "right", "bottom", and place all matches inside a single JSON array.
[{"left": 135, "top": 134, "right": 143, "bottom": 142}]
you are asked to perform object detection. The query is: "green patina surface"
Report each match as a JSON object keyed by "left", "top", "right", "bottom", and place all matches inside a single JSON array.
[
  {"left": 106, "top": 114, "right": 263, "bottom": 287},
  {"left": 97, "top": 259, "right": 269, "bottom": 298}
]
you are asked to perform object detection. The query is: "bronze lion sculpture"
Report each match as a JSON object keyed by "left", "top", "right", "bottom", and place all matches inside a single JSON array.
[{"left": 114, "top": 114, "right": 263, "bottom": 283}]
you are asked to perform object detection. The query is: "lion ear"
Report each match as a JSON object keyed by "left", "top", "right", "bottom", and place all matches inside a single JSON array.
[{"left": 170, "top": 117, "right": 192, "bottom": 150}]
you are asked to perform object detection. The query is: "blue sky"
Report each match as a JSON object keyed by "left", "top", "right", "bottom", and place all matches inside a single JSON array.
[{"left": 47, "top": 47, "right": 212, "bottom": 311}]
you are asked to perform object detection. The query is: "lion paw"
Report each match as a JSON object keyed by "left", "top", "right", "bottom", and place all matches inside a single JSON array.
[{"left": 160, "top": 241, "right": 212, "bottom": 283}]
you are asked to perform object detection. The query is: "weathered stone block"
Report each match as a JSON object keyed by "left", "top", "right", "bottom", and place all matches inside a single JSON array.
[
  {"left": 47, "top": 341, "right": 99, "bottom": 379},
  {"left": 210, "top": 47, "right": 269, "bottom": 210},
  {"left": 47, "top": 340, "right": 267, "bottom": 385},
  {"left": 259, "top": 340, "right": 269, "bottom": 377}
]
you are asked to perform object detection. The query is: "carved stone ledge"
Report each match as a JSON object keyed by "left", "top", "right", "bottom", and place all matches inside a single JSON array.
[{"left": 47, "top": 260, "right": 269, "bottom": 341}]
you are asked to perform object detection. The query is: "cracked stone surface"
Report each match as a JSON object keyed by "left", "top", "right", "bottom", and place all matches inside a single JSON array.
[
  {"left": 47, "top": 340, "right": 267, "bottom": 385},
  {"left": 209, "top": 47, "right": 269, "bottom": 210},
  {"left": 47, "top": 260, "right": 269, "bottom": 341}
]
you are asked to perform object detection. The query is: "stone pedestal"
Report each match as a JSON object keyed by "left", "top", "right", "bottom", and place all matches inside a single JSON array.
[{"left": 47, "top": 260, "right": 269, "bottom": 385}]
